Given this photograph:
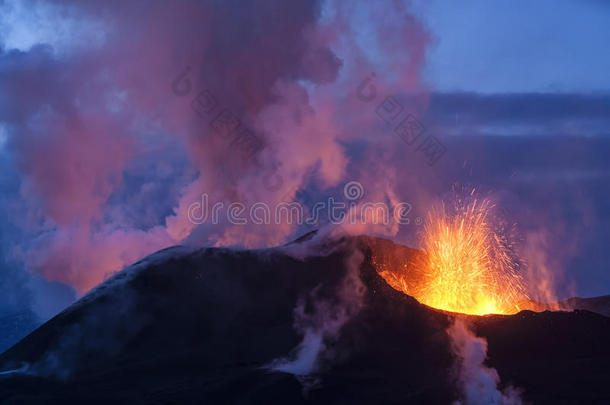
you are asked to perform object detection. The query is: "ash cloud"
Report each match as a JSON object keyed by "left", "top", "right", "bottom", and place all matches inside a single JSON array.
[{"left": 0, "top": 0, "right": 432, "bottom": 301}]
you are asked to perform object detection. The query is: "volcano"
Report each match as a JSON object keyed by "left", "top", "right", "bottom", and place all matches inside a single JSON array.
[{"left": 0, "top": 234, "right": 609, "bottom": 404}]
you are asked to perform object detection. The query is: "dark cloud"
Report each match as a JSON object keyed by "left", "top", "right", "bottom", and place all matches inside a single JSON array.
[
  {"left": 425, "top": 92, "right": 610, "bottom": 135},
  {"left": 431, "top": 92, "right": 610, "bottom": 122}
]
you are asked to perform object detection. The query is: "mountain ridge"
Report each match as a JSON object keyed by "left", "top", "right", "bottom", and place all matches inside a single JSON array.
[{"left": 0, "top": 234, "right": 608, "bottom": 404}]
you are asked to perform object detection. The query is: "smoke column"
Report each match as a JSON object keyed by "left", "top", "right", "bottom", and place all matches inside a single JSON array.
[
  {"left": 447, "top": 319, "right": 523, "bottom": 405},
  {"left": 268, "top": 245, "right": 365, "bottom": 376},
  {"left": 0, "top": 0, "right": 432, "bottom": 295}
]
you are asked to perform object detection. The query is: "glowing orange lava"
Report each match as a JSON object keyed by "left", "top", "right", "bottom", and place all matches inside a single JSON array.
[{"left": 381, "top": 195, "right": 528, "bottom": 315}]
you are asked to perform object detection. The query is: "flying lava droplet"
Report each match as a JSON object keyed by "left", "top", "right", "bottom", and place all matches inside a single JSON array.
[{"left": 380, "top": 193, "right": 528, "bottom": 315}]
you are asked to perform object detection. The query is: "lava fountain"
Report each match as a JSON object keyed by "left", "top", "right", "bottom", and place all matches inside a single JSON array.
[{"left": 380, "top": 194, "right": 528, "bottom": 315}]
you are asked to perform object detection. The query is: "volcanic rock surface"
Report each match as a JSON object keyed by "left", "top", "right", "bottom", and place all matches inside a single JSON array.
[{"left": 0, "top": 234, "right": 608, "bottom": 404}]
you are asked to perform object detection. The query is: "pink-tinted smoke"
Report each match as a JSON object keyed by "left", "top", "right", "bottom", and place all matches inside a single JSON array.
[{"left": 2, "top": 0, "right": 433, "bottom": 293}]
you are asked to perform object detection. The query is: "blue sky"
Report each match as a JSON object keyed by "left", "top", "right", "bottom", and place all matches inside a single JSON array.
[
  {"left": 412, "top": 0, "right": 610, "bottom": 93},
  {"left": 2, "top": 0, "right": 610, "bottom": 93}
]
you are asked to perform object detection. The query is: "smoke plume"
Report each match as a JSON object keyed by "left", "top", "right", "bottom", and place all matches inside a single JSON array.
[
  {"left": 0, "top": 0, "right": 432, "bottom": 295},
  {"left": 268, "top": 246, "right": 365, "bottom": 376},
  {"left": 447, "top": 319, "right": 523, "bottom": 405}
]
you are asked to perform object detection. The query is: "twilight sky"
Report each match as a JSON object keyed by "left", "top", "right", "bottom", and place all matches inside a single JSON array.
[
  {"left": 413, "top": 0, "right": 610, "bottom": 93},
  {"left": 0, "top": 0, "right": 609, "bottom": 351}
]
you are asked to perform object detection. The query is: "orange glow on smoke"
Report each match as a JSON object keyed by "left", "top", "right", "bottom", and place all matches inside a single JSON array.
[{"left": 380, "top": 195, "right": 528, "bottom": 315}]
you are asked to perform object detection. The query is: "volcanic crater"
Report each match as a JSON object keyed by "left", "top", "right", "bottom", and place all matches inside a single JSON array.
[{"left": 0, "top": 234, "right": 608, "bottom": 404}]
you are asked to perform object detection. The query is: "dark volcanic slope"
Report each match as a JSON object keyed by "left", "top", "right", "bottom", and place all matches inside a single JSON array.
[
  {"left": 520, "top": 295, "right": 610, "bottom": 317},
  {"left": 558, "top": 295, "right": 610, "bottom": 317},
  {"left": 0, "top": 235, "right": 608, "bottom": 404}
]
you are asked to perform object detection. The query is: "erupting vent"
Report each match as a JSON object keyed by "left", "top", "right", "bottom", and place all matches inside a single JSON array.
[{"left": 379, "top": 196, "right": 528, "bottom": 315}]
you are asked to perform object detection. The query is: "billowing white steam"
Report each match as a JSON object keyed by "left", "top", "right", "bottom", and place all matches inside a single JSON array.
[
  {"left": 447, "top": 319, "right": 523, "bottom": 405},
  {"left": 268, "top": 248, "right": 365, "bottom": 376}
]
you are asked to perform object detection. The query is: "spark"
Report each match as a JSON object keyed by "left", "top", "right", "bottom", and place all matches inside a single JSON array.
[{"left": 380, "top": 195, "right": 528, "bottom": 315}]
